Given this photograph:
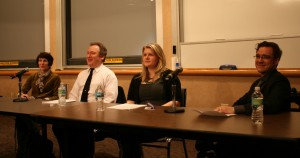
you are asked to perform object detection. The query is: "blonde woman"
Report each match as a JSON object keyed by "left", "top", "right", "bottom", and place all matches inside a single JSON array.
[
  {"left": 120, "top": 43, "right": 182, "bottom": 158},
  {"left": 127, "top": 43, "right": 182, "bottom": 107}
]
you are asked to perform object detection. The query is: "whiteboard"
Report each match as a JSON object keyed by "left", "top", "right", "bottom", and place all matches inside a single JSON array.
[
  {"left": 181, "top": 37, "right": 300, "bottom": 68},
  {"left": 180, "top": 0, "right": 300, "bottom": 68}
]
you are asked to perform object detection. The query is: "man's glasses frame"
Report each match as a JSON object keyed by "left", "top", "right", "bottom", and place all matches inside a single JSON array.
[{"left": 253, "top": 54, "right": 273, "bottom": 60}]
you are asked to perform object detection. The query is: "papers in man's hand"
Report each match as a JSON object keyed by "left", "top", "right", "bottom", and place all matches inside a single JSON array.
[
  {"left": 108, "top": 104, "right": 146, "bottom": 110},
  {"left": 194, "top": 109, "right": 236, "bottom": 117},
  {"left": 42, "top": 99, "right": 76, "bottom": 104}
]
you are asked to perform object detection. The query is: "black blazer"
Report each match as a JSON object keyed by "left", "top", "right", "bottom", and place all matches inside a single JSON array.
[{"left": 234, "top": 69, "right": 291, "bottom": 115}]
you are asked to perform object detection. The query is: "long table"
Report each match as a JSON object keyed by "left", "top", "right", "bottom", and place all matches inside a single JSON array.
[{"left": 1, "top": 98, "right": 300, "bottom": 153}]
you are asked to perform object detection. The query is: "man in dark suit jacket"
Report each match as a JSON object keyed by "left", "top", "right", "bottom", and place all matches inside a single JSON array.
[{"left": 196, "top": 41, "right": 292, "bottom": 158}]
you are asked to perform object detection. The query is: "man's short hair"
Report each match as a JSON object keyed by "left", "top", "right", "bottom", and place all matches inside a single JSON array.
[
  {"left": 90, "top": 42, "right": 107, "bottom": 62},
  {"left": 256, "top": 41, "right": 282, "bottom": 60}
]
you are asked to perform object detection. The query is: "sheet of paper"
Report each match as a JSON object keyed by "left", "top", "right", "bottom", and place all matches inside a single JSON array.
[
  {"left": 108, "top": 104, "right": 146, "bottom": 110},
  {"left": 42, "top": 99, "right": 76, "bottom": 104},
  {"left": 194, "top": 109, "right": 236, "bottom": 117}
]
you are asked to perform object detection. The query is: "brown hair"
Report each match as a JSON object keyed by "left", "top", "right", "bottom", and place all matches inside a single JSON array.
[{"left": 90, "top": 42, "right": 107, "bottom": 62}]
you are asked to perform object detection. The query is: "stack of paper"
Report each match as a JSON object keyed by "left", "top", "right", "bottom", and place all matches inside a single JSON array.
[
  {"left": 194, "top": 109, "right": 236, "bottom": 117},
  {"left": 42, "top": 99, "right": 76, "bottom": 104},
  {"left": 108, "top": 104, "right": 146, "bottom": 110}
]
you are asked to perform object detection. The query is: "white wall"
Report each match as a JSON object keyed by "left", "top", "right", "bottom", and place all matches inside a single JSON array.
[
  {"left": 181, "top": 37, "right": 300, "bottom": 68},
  {"left": 179, "top": 0, "right": 300, "bottom": 68}
]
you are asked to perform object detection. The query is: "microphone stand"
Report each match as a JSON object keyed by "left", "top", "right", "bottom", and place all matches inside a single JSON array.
[
  {"left": 164, "top": 80, "right": 185, "bottom": 113},
  {"left": 13, "top": 76, "right": 28, "bottom": 102}
]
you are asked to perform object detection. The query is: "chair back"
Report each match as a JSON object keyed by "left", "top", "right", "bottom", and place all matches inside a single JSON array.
[
  {"left": 291, "top": 87, "right": 300, "bottom": 111},
  {"left": 116, "top": 86, "right": 126, "bottom": 104},
  {"left": 181, "top": 88, "right": 187, "bottom": 107}
]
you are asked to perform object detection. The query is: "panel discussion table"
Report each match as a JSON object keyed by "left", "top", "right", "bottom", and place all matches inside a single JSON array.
[{"left": 1, "top": 97, "right": 300, "bottom": 155}]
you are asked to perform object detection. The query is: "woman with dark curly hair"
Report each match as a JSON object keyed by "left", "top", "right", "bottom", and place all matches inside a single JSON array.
[{"left": 16, "top": 52, "right": 61, "bottom": 158}]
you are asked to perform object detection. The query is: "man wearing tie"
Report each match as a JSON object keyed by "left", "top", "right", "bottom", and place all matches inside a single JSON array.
[{"left": 52, "top": 42, "right": 118, "bottom": 158}]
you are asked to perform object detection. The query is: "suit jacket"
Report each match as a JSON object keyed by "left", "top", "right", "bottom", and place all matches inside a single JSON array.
[{"left": 233, "top": 69, "right": 291, "bottom": 115}]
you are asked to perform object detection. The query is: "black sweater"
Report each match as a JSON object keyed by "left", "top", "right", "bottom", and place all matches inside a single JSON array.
[{"left": 127, "top": 69, "right": 182, "bottom": 105}]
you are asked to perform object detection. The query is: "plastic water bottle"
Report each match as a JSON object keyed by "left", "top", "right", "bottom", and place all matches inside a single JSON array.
[
  {"left": 251, "top": 86, "right": 263, "bottom": 124},
  {"left": 58, "top": 83, "right": 66, "bottom": 106},
  {"left": 171, "top": 55, "right": 178, "bottom": 70},
  {"left": 171, "top": 45, "right": 180, "bottom": 70},
  {"left": 95, "top": 85, "right": 105, "bottom": 111}
]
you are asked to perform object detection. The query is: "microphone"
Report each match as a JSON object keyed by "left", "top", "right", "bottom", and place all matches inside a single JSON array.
[
  {"left": 165, "top": 67, "right": 183, "bottom": 80},
  {"left": 10, "top": 67, "right": 29, "bottom": 79}
]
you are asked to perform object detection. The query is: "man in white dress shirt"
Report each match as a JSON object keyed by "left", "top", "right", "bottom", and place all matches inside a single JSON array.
[
  {"left": 52, "top": 42, "right": 118, "bottom": 158},
  {"left": 69, "top": 42, "right": 118, "bottom": 103}
]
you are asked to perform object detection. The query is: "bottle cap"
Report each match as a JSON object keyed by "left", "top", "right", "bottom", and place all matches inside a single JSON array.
[{"left": 172, "top": 45, "right": 176, "bottom": 54}]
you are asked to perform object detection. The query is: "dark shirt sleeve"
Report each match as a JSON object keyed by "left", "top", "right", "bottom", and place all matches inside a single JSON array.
[
  {"left": 22, "top": 75, "right": 34, "bottom": 94},
  {"left": 233, "top": 95, "right": 249, "bottom": 114},
  {"left": 233, "top": 92, "right": 253, "bottom": 115},
  {"left": 127, "top": 74, "right": 141, "bottom": 103}
]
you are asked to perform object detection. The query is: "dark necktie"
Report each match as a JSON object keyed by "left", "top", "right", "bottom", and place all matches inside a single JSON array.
[
  {"left": 256, "top": 78, "right": 265, "bottom": 88},
  {"left": 81, "top": 68, "right": 94, "bottom": 102}
]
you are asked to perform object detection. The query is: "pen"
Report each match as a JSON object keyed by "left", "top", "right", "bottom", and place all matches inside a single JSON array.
[{"left": 146, "top": 102, "right": 155, "bottom": 109}]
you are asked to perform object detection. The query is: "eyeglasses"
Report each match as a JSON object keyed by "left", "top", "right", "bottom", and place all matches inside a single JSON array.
[{"left": 253, "top": 54, "right": 273, "bottom": 60}]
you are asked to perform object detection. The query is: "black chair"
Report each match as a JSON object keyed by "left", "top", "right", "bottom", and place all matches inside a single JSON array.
[
  {"left": 141, "top": 88, "right": 188, "bottom": 158},
  {"left": 116, "top": 86, "right": 126, "bottom": 104},
  {"left": 290, "top": 87, "right": 300, "bottom": 112}
]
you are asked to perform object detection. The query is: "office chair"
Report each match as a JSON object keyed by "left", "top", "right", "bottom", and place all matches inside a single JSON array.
[
  {"left": 116, "top": 86, "right": 127, "bottom": 104},
  {"left": 141, "top": 88, "right": 188, "bottom": 158},
  {"left": 290, "top": 87, "right": 300, "bottom": 112}
]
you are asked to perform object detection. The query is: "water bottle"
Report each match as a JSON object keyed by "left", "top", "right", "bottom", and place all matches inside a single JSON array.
[
  {"left": 171, "top": 45, "right": 180, "bottom": 70},
  {"left": 58, "top": 83, "right": 66, "bottom": 106},
  {"left": 95, "top": 85, "right": 105, "bottom": 111},
  {"left": 251, "top": 86, "right": 263, "bottom": 124}
]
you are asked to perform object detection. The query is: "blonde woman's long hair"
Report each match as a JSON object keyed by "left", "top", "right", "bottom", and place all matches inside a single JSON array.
[{"left": 140, "top": 43, "right": 167, "bottom": 82}]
